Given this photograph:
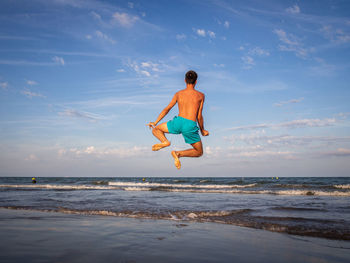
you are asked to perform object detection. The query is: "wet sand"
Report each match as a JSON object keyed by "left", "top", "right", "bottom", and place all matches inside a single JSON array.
[{"left": 0, "top": 208, "right": 349, "bottom": 263}]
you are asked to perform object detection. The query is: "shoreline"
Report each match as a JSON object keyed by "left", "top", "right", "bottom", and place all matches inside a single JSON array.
[{"left": 0, "top": 208, "right": 349, "bottom": 263}]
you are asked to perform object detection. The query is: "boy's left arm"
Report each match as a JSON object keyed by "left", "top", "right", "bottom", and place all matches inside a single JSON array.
[
  {"left": 147, "top": 94, "right": 177, "bottom": 128},
  {"left": 197, "top": 95, "right": 209, "bottom": 136}
]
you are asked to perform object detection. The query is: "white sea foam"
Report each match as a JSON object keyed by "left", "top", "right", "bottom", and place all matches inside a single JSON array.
[
  {"left": 334, "top": 184, "right": 350, "bottom": 189},
  {"left": 109, "top": 181, "right": 257, "bottom": 189},
  {"left": 122, "top": 187, "right": 350, "bottom": 196},
  {"left": 0, "top": 184, "right": 117, "bottom": 190}
]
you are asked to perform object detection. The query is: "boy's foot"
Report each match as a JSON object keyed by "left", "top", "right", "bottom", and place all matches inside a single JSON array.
[
  {"left": 152, "top": 141, "right": 170, "bottom": 151},
  {"left": 171, "top": 151, "right": 181, "bottom": 170}
]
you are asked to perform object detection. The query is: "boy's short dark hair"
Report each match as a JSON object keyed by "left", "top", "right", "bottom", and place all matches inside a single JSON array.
[{"left": 185, "top": 70, "right": 198, "bottom": 84}]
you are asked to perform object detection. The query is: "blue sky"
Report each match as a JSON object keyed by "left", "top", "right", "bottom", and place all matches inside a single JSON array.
[{"left": 1, "top": 0, "right": 350, "bottom": 177}]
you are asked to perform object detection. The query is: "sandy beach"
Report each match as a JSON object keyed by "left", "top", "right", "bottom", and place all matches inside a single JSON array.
[{"left": 0, "top": 208, "right": 349, "bottom": 263}]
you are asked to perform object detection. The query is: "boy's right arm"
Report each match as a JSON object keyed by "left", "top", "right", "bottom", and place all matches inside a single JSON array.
[{"left": 147, "top": 94, "right": 177, "bottom": 128}]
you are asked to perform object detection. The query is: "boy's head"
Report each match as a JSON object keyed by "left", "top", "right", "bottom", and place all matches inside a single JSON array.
[{"left": 185, "top": 70, "right": 198, "bottom": 84}]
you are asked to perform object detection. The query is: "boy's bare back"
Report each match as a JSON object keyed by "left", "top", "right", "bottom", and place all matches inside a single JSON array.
[{"left": 176, "top": 89, "right": 204, "bottom": 122}]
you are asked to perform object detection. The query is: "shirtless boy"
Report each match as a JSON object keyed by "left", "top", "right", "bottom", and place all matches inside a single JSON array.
[{"left": 146, "top": 70, "right": 209, "bottom": 169}]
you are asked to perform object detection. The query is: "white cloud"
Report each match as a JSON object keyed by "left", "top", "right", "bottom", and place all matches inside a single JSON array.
[
  {"left": 196, "top": 29, "right": 206, "bottom": 37},
  {"left": 273, "top": 29, "right": 308, "bottom": 58},
  {"left": 61, "top": 145, "right": 149, "bottom": 158},
  {"left": 241, "top": 56, "right": 255, "bottom": 69},
  {"left": 25, "top": 154, "right": 38, "bottom": 161},
  {"left": 52, "top": 56, "right": 65, "bottom": 65},
  {"left": 112, "top": 12, "right": 139, "bottom": 27},
  {"left": 21, "top": 89, "right": 46, "bottom": 99},
  {"left": 59, "top": 109, "right": 105, "bottom": 122},
  {"left": 324, "top": 148, "right": 350, "bottom": 157},
  {"left": 205, "top": 146, "right": 222, "bottom": 157},
  {"left": 95, "top": 30, "right": 116, "bottom": 44},
  {"left": 128, "top": 60, "right": 163, "bottom": 77},
  {"left": 224, "top": 21, "right": 230, "bottom": 28},
  {"left": 213, "top": 63, "right": 225, "bottom": 68},
  {"left": 140, "top": 70, "right": 151, "bottom": 77},
  {"left": 116, "top": 69, "right": 126, "bottom": 73},
  {"left": 85, "top": 34, "right": 92, "bottom": 39},
  {"left": 128, "top": 2, "right": 134, "bottom": 9},
  {"left": 26, "top": 80, "right": 38, "bottom": 86},
  {"left": 176, "top": 34, "right": 186, "bottom": 40},
  {"left": 321, "top": 25, "right": 350, "bottom": 44},
  {"left": 208, "top": 31, "right": 216, "bottom": 38},
  {"left": 195, "top": 29, "right": 216, "bottom": 38},
  {"left": 0, "top": 81, "right": 8, "bottom": 90},
  {"left": 90, "top": 11, "right": 101, "bottom": 20},
  {"left": 274, "top": 97, "right": 304, "bottom": 107},
  {"left": 227, "top": 118, "right": 338, "bottom": 131},
  {"left": 274, "top": 29, "right": 299, "bottom": 46},
  {"left": 248, "top": 47, "right": 270, "bottom": 56},
  {"left": 286, "top": 4, "right": 300, "bottom": 14}
]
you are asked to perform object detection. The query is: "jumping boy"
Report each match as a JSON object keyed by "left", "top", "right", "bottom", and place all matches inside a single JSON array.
[{"left": 146, "top": 70, "right": 209, "bottom": 169}]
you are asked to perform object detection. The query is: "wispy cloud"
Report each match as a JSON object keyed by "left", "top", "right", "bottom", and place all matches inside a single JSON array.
[
  {"left": 128, "top": 2, "right": 134, "bottom": 9},
  {"left": 274, "top": 29, "right": 308, "bottom": 58},
  {"left": 0, "top": 60, "right": 57, "bottom": 66},
  {"left": 26, "top": 80, "right": 38, "bottom": 86},
  {"left": 241, "top": 56, "right": 255, "bottom": 69},
  {"left": 227, "top": 118, "right": 338, "bottom": 131},
  {"left": 52, "top": 56, "right": 65, "bottom": 66},
  {"left": 176, "top": 34, "right": 186, "bottom": 40},
  {"left": 0, "top": 82, "right": 8, "bottom": 90},
  {"left": 248, "top": 47, "right": 270, "bottom": 56},
  {"left": 59, "top": 145, "right": 149, "bottom": 158},
  {"left": 322, "top": 148, "right": 350, "bottom": 157},
  {"left": 207, "top": 31, "right": 216, "bottom": 38},
  {"left": 95, "top": 30, "right": 116, "bottom": 44},
  {"left": 240, "top": 46, "right": 270, "bottom": 69},
  {"left": 112, "top": 12, "right": 139, "bottom": 27},
  {"left": 274, "top": 97, "right": 304, "bottom": 107},
  {"left": 321, "top": 25, "right": 350, "bottom": 44},
  {"left": 127, "top": 60, "right": 164, "bottom": 77},
  {"left": 224, "top": 21, "right": 230, "bottom": 28},
  {"left": 21, "top": 89, "right": 46, "bottom": 99},
  {"left": 90, "top": 11, "right": 102, "bottom": 21},
  {"left": 58, "top": 109, "right": 106, "bottom": 122},
  {"left": 225, "top": 133, "right": 350, "bottom": 148},
  {"left": 286, "top": 4, "right": 300, "bottom": 14}
]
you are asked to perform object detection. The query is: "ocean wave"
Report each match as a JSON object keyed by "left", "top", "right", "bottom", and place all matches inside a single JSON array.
[
  {"left": 2, "top": 206, "right": 349, "bottom": 240},
  {"left": 0, "top": 184, "right": 117, "bottom": 190},
  {"left": 109, "top": 181, "right": 257, "bottom": 189},
  {"left": 334, "top": 184, "right": 350, "bottom": 189},
  {"left": 123, "top": 187, "right": 350, "bottom": 196},
  {"left": 271, "top": 206, "right": 327, "bottom": 212},
  {"left": 1, "top": 184, "right": 349, "bottom": 196}
]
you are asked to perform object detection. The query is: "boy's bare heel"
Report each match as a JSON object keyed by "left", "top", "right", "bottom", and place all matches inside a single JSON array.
[{"left": 171, "top": 151, "right": 181, "bottom": 170}]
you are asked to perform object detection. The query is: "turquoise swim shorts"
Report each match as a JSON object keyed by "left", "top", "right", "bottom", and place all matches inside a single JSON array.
[{"left": 167, "top": 116, "right": 201, "bottom": 144}]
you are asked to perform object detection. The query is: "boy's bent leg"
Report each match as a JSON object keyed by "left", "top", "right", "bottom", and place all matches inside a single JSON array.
[
  {"left": 152, "top": 122, "right": 171, "bottom": 151},
  {"left": 176, "top": 141, "right": 203, "bottom": 158},
  {"left": 171, "top": 141, "right": 203, "bottom": 169}
]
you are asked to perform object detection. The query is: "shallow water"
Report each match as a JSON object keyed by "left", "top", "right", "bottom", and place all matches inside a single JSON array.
[{"left": 1, "top": 177, "right": 349, "bottom": 240}]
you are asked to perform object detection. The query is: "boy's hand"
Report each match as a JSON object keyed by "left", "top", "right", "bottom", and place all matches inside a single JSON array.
[
  {"left": 146, "top": 122, "right": 156, "bottom": 129},
  {"left": 201, "top": 130, "right": 209, "bottom": 136}
]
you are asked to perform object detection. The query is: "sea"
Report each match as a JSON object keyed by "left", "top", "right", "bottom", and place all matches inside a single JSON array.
[{"left": 1, "top": 177, "right": 350, "bottom": 241}]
